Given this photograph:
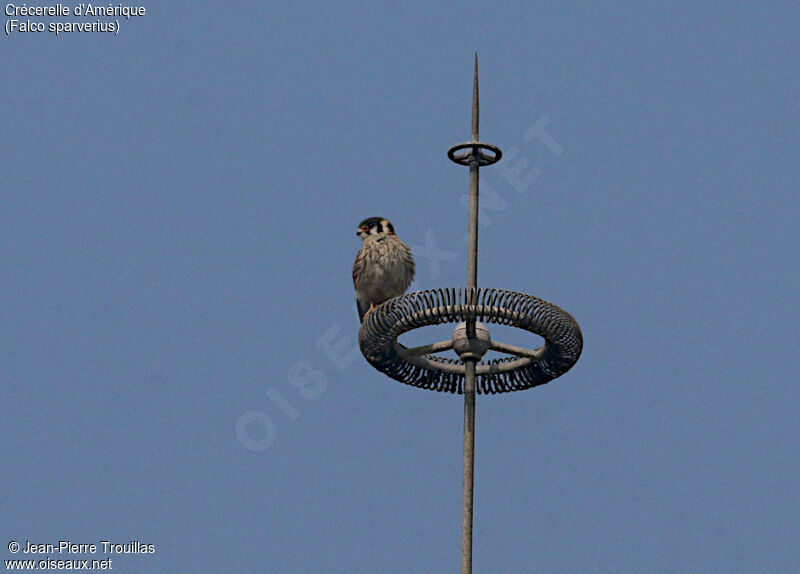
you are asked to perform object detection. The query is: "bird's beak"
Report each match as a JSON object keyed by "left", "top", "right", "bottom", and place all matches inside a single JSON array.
[{"left": 357, "top": 227, "right": 367, "bottom": 237}]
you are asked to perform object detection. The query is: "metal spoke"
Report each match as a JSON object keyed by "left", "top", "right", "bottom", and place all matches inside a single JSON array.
[
  {"left": 490, "top": 341, "right": 545, "bottom": 360},
  {"left": 397, "top": 340, "right": 454, "bottom": 357}
]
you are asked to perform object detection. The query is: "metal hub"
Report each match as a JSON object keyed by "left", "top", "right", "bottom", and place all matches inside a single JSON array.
[{"left": 452, "top": 321, "right": 492, "bottom": 361}]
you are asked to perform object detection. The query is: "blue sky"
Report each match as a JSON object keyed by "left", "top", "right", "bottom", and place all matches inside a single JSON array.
[{"left": 2, "top": 2, "right": 798, "bottom": 572}]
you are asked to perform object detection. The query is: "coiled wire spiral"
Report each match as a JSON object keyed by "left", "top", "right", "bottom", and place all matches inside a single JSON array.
[{"left": 359, "top": 287, "right": 582, "bottom": 394}]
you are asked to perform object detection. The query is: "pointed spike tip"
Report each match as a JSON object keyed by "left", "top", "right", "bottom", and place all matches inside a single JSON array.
[{"left": 471, "top": 54, "right": 479, "bottom": 141}]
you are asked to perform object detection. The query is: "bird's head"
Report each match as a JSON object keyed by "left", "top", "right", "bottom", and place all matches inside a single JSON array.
[{"left": 357, "top": 217, "right": 395, "bottom": 240}]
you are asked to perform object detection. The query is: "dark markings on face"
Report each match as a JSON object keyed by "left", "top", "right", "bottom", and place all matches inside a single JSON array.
[{"left": 358, "top": 217, "right": 394, "bottom": 235}]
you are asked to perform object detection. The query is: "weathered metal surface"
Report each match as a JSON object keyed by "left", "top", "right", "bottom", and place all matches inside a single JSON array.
[{"left": 359, "top": 287, "right": 583, "bottom": 394}]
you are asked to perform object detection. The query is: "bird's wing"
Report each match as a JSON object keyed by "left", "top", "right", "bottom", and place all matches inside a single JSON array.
[{"left": 356, "top": 292, "right": 371, "bottom": 323}]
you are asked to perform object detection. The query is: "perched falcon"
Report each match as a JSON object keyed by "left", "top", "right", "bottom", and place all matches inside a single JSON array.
[{"left": 352, "top": 217, "right": 415, "bottom": 322}]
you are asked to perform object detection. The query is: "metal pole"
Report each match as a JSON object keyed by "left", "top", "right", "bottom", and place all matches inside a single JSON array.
[
  {"left": 461, "top": 53, "right": 480, "bottom": 574},
  {"left": 461, "top": 361, "right": 476, "bottom": 574},
  {"left": 466, "top": 54, "right": 480, "bottom": 293}
]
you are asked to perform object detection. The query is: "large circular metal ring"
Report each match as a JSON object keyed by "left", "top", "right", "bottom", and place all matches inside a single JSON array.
[
  {"left": 359, "top": 287, "right": 582, "bottom": 394},
  {"left": 447, "top": 142, "right": 503, "bottom": 166}
]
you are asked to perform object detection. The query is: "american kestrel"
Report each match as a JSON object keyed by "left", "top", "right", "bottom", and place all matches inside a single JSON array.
[{"left": 353, "top": 217, "right": 415, "bottom": 322}]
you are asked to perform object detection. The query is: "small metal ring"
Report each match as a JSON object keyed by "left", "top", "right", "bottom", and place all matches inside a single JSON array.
[{"left": 447, "top": 142, "right": 503, "bottom": 166}]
